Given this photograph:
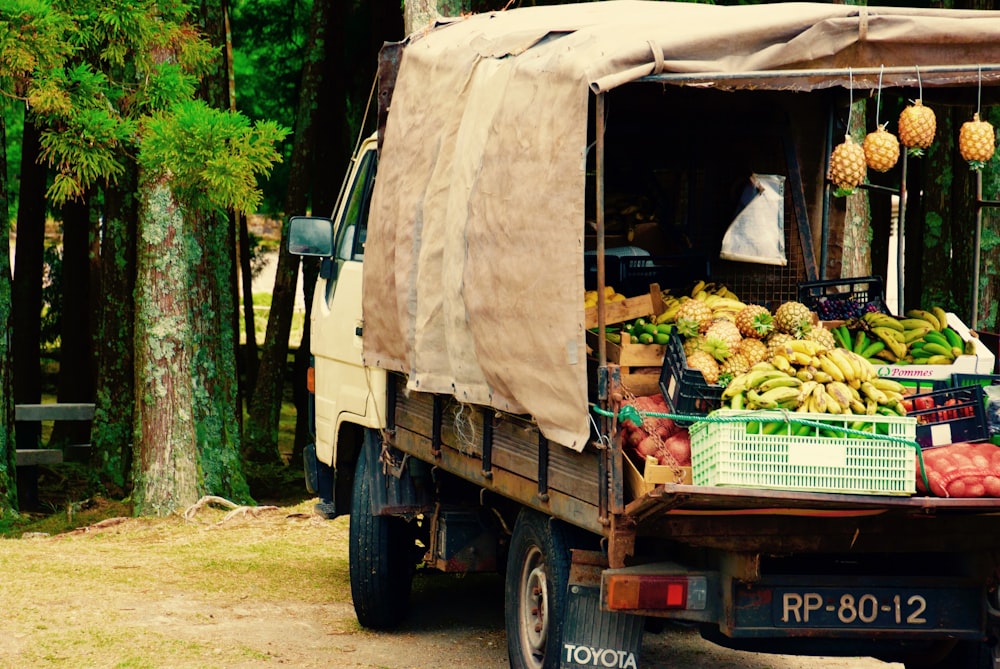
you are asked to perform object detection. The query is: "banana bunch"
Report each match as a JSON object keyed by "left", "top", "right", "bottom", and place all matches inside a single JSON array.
[
  {"left": 840, "top": 309, "right": 968, "bottom": 365},
  {"left": 722, "top": 339, "right": 908, "bottom": 416},
  {"left": 657, "top": 281, "right": 746, "bottom": 325},
  {"left": 902, "top": 308, "right": 969, "bottom": 364}
]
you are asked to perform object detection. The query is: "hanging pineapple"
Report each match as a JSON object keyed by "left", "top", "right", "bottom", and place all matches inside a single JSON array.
[
  {"left": 959, "top": 112, "right": 996, "bottom": 171},
  {"left": 863, "top": 124, "right": 900, "bottom": 172},
  {"left": 898, "top": 99, "right": 936, "bottom": 156},
  {"left": 828, "top": 135, "right": 867, "bottom": 194}
]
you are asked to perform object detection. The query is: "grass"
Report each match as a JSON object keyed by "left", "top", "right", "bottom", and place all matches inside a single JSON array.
[{"left": 0, "top": 501, "right": 357, "bottom": 668}]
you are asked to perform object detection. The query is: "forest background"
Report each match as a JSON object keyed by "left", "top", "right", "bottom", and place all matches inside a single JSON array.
[{"left": 2, "top": 0, "right": 999, "bottom": 524}]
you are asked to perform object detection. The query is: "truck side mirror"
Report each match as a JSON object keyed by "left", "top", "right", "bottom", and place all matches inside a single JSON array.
[{"left": 287, "top": 216, "right": 334, "bottom": 257}]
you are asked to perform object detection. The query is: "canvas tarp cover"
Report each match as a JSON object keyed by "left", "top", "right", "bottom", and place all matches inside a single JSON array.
[{"left": 362, "top": 0, "right": 1000, "bottom": 452}]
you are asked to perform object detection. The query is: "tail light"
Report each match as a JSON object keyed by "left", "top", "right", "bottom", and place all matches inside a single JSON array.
[{"left": 605, "top": 575, "right": 707, "bottom": 612}]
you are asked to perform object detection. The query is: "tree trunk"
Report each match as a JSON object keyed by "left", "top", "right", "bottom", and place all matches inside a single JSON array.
[
  {"left": 0, "top": 111, "right": 18, "bottom": 514},
  {"left": 189, "top": 206, "right": 253, "bottom": 504},
  {"left": 190, "top": 0, "right": 253, "bottom": 503},
  {"left": 50, "top": 195, "right": 95, "bottom": 450},
  {"left": 92, "top": 169, "right": 138, "bottom": 492},
  {"left": 244, "top": 0, "right": 332, "bottom": 471},
  {"left": 12, "top": 118, "right": 46, "bottom": 451},
  {"left": 131, "top": 177, "right": 199, "bottom": 516}
]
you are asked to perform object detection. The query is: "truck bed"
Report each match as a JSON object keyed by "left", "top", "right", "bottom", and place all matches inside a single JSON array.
[{"left": 387, "top": 372, "right": 1000, "bottom": 560}]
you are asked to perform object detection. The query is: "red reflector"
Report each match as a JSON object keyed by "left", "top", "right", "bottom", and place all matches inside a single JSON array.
[
  {"left": 307, "top": 367, "right": 315, "bottom": 394},
  {"left": 607, "top": 575, "right": 688, "bottom": 611}
]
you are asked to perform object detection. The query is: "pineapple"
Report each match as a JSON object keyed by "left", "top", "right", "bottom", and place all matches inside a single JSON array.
[
  {"left": 683, "top": 335, "right": 705, "bottom": 358},
  {"left": 959, "top": 112, "right": 996, "bottom": 171},
  {"left": 828, "top": 135, "right": 867, "bottom": 193},
  {"left": 674, "top": 299, "right": 713, "bottom": 337},
  {"left": 686, "top": 350, "right": 721, "bottom": 385},
  {"left": 704, "top": 319, "right": 742, "bottom": 353},
  {"left": 720, "top": 352, "right": 752, "bottom": 377},
  {"left": 805, "top": 325, "right": 837, "bottom": 350},
  {"left": 735, "top": 304, "right": 774, "bottom": 339},
  {"left": 774, "top": 301, "right": 814, "bottom": 338},
  {"left": 898, "top": 99, "right": 936, "bottom": 156},
  {"left": 765, "top": 332, "right": 796, "bottom": 358},
  {"left": 738, "top": 337, "right": 769, "bottom": 365},
  {"left": 863, "top": 125, "right": 900, "bottom": 173}
]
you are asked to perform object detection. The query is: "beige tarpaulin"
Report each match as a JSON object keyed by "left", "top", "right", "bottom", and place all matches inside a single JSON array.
[{"left": 362, "top": 1, "right": 1000, "bottom": 452}]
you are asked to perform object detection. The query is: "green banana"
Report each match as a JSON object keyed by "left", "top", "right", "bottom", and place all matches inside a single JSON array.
[
  {"left": 921, "top": 342, "right": 955, "bottom": 359},
  {"left": 758, "top": 376, "right": 803, "bottom": 392},
  {"left": 860, "top": 340, "right": 885, "bottom": 359},
  {"left": 853, "top": 330, "right": 869, "bottom": 355},
  {"left": 923, "top": 330, "right": 950, "bottom": 348},
  {"left": 942, "top": 326, "right": 964, "bottom": 350}
]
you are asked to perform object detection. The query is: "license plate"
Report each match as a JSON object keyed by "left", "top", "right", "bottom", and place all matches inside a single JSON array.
[
  {"left": 731, "top": 582, "right": 983, "bottom": 636},
  {"left": 774, "top": 587, "right": 941, "bottom": 629}
]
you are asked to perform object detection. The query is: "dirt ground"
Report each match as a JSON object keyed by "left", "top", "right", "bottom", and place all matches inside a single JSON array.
[{"left": 0, "top": 497, "right": 903, "bottom": 669}]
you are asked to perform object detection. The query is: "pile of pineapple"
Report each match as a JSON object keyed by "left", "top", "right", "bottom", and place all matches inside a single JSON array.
[
  {"left": 828, "top": 98, "right": 995, "bottom": 195},
  {"left": 661, "top": 283, "right": 833, "bottom": 386}
]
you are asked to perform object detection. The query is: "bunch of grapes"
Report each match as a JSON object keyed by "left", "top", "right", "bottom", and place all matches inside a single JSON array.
[{"left": 813, "top": 296, "right": 883, "bottom": 320}]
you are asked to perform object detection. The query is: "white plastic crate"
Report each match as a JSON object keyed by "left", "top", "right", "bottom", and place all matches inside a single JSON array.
[{"left": 689, "top": 410, "right": 918, "bottom": 496}]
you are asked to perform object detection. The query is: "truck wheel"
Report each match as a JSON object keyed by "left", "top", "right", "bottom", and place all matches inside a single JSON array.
[
  {"left": 505, "top": 508, "right": 572, "bottom": 669},
  {"left": 348, "top": 434, "right": 414, "bottom": 630}
]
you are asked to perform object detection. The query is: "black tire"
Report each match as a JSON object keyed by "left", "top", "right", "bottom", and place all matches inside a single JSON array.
[
  {"left": 505, "top": 508, "right": 573, "bottom": 669},
  {"left": 348, "top": 431, "right": 414, "bottom": 629},
  {"left": 904, "top": 640, "right": 996, "bottom": 669}
]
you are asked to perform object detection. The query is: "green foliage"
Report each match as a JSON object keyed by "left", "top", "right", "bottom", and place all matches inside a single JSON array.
[{"left": 139, "top": 100, "right": 287, "bottom": 214}]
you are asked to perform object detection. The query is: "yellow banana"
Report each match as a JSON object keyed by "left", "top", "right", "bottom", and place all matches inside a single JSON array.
[
  {"left": 905, "top": 309, "right": 942, "bottom": 330},
  {"left": 864, "top": 313, "right": 905, "bottom": 332},
  {"left": 871, "top": 327, "right": 908, "bottom": 358},
  {"left": 786, "top": 339, "right": 826, "bottom": 356},
  {"left": 817, "top": 354, "right": 845, "bottom": 383},
  {"left": 931, "top": 306, "right": 950, "bottom": 331},
  {"left": 786, "top": 350, "right": 815, "bottom": 367},
  {"left": 825, "top": 381, "right": 854, "bottom": 410},
  {"left": 812, "top": 369, "right": 834, "bottom": 384},
  {"left": 771, "top": 354, "right": 794, "bottom": 374},
  {"left": 797, "top": 380, "right": 819, "bottom": 405},
  {"left": 860, "top": 381, "right": 888, "bottom": 405},
  {"left": 825, "top": 349, "right": 856, "bottom": 383},
  {"left": 690, "top": 280, "right": 706, "bottom": 298},
  {"left": 811, "top": 384, "right": 829, "bottom": 413},
  {"left": 902, "top": 325, "right": 933, "bottom": 344},
  {"left": 750, "top": 361, "right": 778, "bottom": 372},
  {"left": 871, "top": 377, "right": 905, "bottom": 394}
]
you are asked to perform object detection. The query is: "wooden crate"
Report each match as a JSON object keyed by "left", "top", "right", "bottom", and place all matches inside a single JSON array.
[{"left": 624, "top": 454, "right": 692, "bottom": 498}]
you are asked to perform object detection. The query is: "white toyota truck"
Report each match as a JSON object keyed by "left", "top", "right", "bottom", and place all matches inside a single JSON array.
[{"left": 289, "top": 3, "right": 1000, "bottom": 668}]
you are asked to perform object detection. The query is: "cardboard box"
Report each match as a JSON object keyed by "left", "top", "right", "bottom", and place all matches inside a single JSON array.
[
  {"left": 873, "top": 313, "right": 996, "bottom": 382},
  {"left": 624, "top": 453, "right": 692, "bottom": 497}
]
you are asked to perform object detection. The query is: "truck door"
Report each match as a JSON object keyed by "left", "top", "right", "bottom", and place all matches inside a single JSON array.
[{"left": 311, "top": 139, "right": 382, "bottom": 465}]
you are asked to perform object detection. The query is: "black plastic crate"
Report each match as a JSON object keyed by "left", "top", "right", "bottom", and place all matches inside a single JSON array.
[
  {"left": 618, "top": 255, "right": 710, "bottom": 297},
  {"left": 658, "top": 332, "right": 725, "bottom": 424},
  {"left": 907, "top": 384, "right": 989, "bottom": 448},
  {"left": 797, "top": 275, "right": 889, "bottom": 320}
]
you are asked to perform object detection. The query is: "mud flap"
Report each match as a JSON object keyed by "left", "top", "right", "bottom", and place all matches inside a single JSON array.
[
  {"left": 364, "top": 432, "right": 433, "bottom": 518},
  {"left": 560, "top": 550, "right": 645, "bottom": 669}
]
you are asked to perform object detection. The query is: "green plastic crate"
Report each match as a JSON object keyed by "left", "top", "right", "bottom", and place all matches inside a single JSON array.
[{"left": 689, "top": 410, "right": 918, "bottom": 496}]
